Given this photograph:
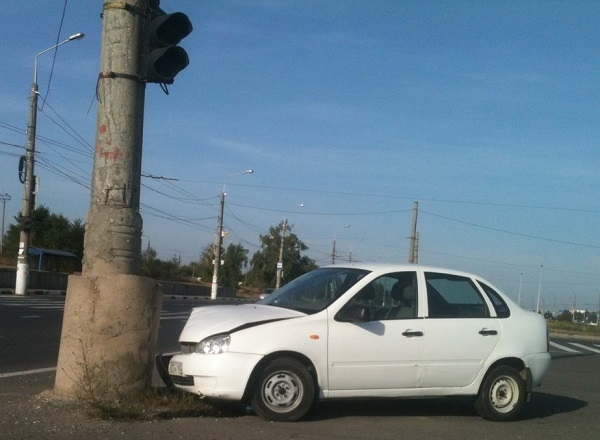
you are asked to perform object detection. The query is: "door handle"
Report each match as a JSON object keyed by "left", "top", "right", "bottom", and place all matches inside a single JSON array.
[
  {"left": 402, "top": 330, "right": 424, "bottom": 337},
  {"left": 479, "top": 329, "right": 498, "bottom": 336}
]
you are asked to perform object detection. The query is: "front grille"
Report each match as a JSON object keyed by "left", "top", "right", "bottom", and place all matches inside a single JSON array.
[
  {"left": 170, "top": 375, "right": 194, "bottom": 387},
  {"left": 170, "top": 374, "right": 195, "bottom": 386},
  {"left": 180, "top": 342, "right": 196, "bottom": 353}
]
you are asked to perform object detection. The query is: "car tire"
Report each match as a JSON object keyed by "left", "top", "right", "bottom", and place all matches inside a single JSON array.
[
  {"left": 475, "top": 365, "right": 526, "bottom": 421},
  {"left": 251, "top": 357, "right": 316, "bottom": 422}
]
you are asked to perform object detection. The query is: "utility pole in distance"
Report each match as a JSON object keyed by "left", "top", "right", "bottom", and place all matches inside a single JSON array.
[
  {"left": 211, "top": 191, "right": 226, "bottom": 299},
  {"left": 55, "top": 0, "right": 192, "bottom": 398},
  {"left": 408, "top": 201, "right": 419, "bottom": 264},
  {"left": 0, "top": 193, "right": 10, "bottom": 253},
  {"left": 276, "top": 219, "right": 288, "bottom": 289}
]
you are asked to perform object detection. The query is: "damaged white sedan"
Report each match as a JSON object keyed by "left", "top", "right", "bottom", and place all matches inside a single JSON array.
[{"left": 162, "top": 264, "right": 550, "bottom": 422}]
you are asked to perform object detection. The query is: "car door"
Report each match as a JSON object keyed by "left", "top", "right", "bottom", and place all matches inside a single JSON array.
[
  {"left": 327, "top": 271, "right": 424, "bottom": 392},
  {"left": 420, "top": 271, "right": 501, "bottom": 388}
]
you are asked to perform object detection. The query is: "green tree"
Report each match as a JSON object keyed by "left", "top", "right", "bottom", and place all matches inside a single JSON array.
[
  {"left": 196, "top": 244, "right": 215, "bottom": 282},
  {"left": 220, "top": 243, "right": 249, "bottom": 288},
  {"left": 141, "top": 246, "right": 161, "bottom": 278},
  {"left": 1, "top": 206, "right": 84, "bottom": 270},
  {"left": 140, "top": 245, "right": 183, "bottom": 281},
  {"left": 192, "top": 243, "right": 249, "bottom": 289},
  {"left": 557, "top": 310, "right": 573, "bottom": 322},
  {"left": 246, "top": 223, "right": 317, "bottom": 289}
]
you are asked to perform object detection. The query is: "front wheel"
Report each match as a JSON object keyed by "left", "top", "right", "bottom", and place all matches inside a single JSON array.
[
  {"left": 475, "top": 365, "right": 526, "bottom": 421},
  {"left": 251, "top": 357, "right": 316, "bottom": 422}
]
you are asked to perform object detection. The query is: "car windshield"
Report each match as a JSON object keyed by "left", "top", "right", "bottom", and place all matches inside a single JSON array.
[{"left": 258, "top": 267, "right": 370, "bottom": 314}]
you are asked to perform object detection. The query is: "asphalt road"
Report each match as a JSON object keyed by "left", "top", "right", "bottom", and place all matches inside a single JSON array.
[{"left": 1, "top": 294, "right": 599, "bottom": 439}]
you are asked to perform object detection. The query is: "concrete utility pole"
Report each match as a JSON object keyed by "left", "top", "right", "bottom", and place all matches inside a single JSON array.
[
  {"left": 0, "top": 193, "right": 10, "bottom": 253},
  {"left": 331, "top": 237, "right": 336, "bottom": 265},
  {"left": 276, "top": 219, "right": 288, "bottom": 289},
  {"left": 15, "top": 33, "right": 84, "bottom": 295},
  {"left": 55, "top": 0, "right": 163, "bottom": 398},
  {"left": 331, "top": 224, "right": 350, "bottom": 265},
  {"left": 210, "top": 169, "right": 253, "bottom": 299},
  {"left": 211, "top": 191, "right": 226, "bottom": 299},
  {"left": 535, "top": 264, "right": 543, "bottom": 314},
  {"left": 408, "top": 201, "right": 419, "bottom": 264},
  {"left": 14, "top": 71, "right": 38, "bottom": 296}
]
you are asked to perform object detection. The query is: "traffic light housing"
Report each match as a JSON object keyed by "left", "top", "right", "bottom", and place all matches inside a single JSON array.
[{"left": 145, "top": 6, "right": 193, "bottom": 84}]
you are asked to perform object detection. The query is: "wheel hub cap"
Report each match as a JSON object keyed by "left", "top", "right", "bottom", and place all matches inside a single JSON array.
[{"left": 264, "top": 373, "right": 301, "bottom": 408}]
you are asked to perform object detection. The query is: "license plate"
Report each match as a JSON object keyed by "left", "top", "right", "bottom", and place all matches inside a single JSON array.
[{"left": 168, "top": 361, "right": 183, "bottom": 376}]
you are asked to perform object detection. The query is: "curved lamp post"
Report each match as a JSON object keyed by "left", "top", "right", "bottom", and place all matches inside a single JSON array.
[
  {"left": 15, "top": 33, "right": 85, "bottom": 296},
  {"left": 211, "top": 169, "right": 254, "bottom": 299}
]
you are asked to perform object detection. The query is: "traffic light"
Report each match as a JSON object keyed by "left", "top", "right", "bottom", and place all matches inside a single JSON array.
[{"left": 145, "top": 4, "right": 193, "bottom": 84}]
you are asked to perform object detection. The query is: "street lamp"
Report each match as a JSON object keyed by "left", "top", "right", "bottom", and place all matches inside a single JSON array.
[
  {"left": 15, "top": 32, "right": 85, "bottom": 296},
  {"left": 211, "top": 169, "right": 254, "bottom": 299}
]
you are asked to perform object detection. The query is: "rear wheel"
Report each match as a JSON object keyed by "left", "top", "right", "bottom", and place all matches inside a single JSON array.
[
  {"left": 251, "top": 357, "right": 315, "bottom": 422},
  {"left": 475, "top": 365, "right": 526, "bottom": 421}
]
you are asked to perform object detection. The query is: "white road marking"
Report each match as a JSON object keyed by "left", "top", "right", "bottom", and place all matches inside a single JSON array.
[
  {"left": 550, "top": 341, "right": 581, "bottom": 353},
  {"left": 0, "top": 367, "right": 56, "bottom": 379},
  {"left": 569, "top": 342, "right": 600, "bottom": 354}
]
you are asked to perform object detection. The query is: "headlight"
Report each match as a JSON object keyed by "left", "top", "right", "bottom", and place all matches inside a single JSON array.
[{"left": 194, "top": 334, "right": 231, "bottom": 354}]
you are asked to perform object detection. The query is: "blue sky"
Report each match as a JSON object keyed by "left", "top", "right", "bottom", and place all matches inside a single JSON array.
[{"left": 1, "top": 1, "right": 599, "bottom": 313}]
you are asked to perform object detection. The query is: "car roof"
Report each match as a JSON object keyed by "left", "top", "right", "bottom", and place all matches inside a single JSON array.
[
  {"left": 320, "top": 263, "right": 509, "bottom": 298},
  {"left": 321, "top": 263, "right": 485, "bottom": 280}
]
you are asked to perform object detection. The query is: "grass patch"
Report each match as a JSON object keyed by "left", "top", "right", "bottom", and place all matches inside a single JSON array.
[
  {"left": 86, "top": 387, "right": 244, "bottom": 421},
  {"left": 547, "top": 320, "right": 600, "bottom": 338}
]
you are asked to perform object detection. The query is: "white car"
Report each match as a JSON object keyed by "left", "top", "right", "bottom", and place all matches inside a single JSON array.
[{"left": 165, "top": 264, "right": 550, "bottom": 422}]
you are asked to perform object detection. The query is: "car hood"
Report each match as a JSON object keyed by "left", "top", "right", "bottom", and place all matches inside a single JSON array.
[{"left": 179, "top": 303, "right": 306, "bottom": 342}]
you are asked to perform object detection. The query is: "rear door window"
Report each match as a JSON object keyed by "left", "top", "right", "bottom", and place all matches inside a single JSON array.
[{"left": 425, "top": 272, "right": 490, "bottom": 319}]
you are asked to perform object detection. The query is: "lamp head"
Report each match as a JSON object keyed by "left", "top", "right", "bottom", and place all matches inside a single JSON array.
[{"left": 68, "top": 32, "right": 85, "bottom": 41}]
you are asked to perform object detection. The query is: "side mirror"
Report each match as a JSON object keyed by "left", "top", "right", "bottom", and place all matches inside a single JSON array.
[{"left": 335, "top": 304, "right": 372, "bottom": 323}]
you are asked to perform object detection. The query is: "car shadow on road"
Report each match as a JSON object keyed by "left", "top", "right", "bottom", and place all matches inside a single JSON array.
[
  {"left": 299, "top": 392, "right": 586, "bottom": 421},
  {"left": 519, "top": 391, "right": 587, "bottom": 420},
  {"left": 305, "top": 397, "right": 479, "bottom": 420}
]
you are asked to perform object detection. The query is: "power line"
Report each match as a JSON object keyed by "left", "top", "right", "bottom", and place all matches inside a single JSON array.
[
  {"left": 421, "top": 209, "right": 600, "bottom": 250},
  {"left": 174, "top": 179, "right": 600, "bottom": 215},
  {"left": 38, "top": 99, "right": 94, "bottom": 154},
  {"left": 40, "top": 0, "right": 70, "bottom": 111}
]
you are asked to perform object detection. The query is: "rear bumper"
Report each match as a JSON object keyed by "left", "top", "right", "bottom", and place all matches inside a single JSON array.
[{"left": 523, "top": 352, "right": 551, "bottom": 386}]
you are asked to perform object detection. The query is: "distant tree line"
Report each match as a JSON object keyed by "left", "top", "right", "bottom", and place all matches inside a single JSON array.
[
  {"left": 0, "top": 206, "right": 317, "bottom": 291},
  {"left": 550, "top": 309, "right": 598, "bottom": 324},
  {"left": 0, "top": 206, "right": 84, "bottom": 271}
]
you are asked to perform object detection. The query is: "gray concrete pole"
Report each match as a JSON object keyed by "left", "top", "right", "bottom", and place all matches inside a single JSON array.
[
  {"left": 55, "top": 0, "right": 163, "bottom": 399},
  {"left": 331, "top": 237, "right": 336, "bottom": 265},
  {"left": 276, "top": 219, "right": 287, "bottom": 288},
  {"left": 82, "top": 3, "right": 146, "bottom": 277},
  {"left": 408, "top": 201, "right": 418, "bottom": 264},
  {"left": 0, "top": 193, "right": 11, "bottom": 254},
  {"left": 211, "top": 191, "right": 225, "bottom": 299},
  {"left": 15, "top": 33, "right": 84, "bottom": 295},
  {"left": 14, "top": 81, "right": 38, "bottom": 295},
  {"left": 210, "top": 170, "right": 252, "bottom": 298}
]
